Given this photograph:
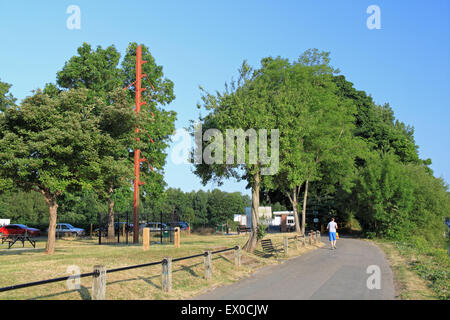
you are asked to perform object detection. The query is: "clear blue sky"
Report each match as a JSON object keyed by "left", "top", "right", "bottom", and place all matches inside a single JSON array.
[{"left": 1, "top": 0, "right": 449, "bottom": 196}]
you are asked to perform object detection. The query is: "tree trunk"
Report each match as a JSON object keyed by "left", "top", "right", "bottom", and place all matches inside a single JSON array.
[
  {"left": 243, "top": 172, "right": 260, "bottom": 252},
  {"left": 291, "top": 187, "right": 301, "bottom": 234},
  {"left": 301, "top": 180, "right": 309, "bottom": 235},
  {"left": 107, "top": 187, "right": 115, "bottom": 241},
  {"left": 42, "top": 191, "right": 58, "bottom": 255}
]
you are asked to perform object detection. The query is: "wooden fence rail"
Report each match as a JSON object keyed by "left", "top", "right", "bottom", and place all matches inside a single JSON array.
[{"left": 0, "top": 245, "right": 240, "bottom": 299}]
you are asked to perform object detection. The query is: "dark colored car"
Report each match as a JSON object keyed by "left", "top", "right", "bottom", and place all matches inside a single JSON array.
[
  {"left": 0, "top": 224, "right": 41, "bottom": 236},
  {"left": 94, "top": 222, "right": 134, "bottom": 236},
  {"left": 167, "top": 221, "right": 190, "bottom": 231},
  {"left": 114, "top": 222, "right": 133, "bottom": 233}
]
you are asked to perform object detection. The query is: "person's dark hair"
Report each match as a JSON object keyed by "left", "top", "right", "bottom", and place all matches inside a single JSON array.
[{"left": 331, "top": 217, "right": 335, "bottom": 221}]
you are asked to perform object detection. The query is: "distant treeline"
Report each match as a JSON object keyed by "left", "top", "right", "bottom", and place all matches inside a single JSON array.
[{"left": 0, "top": 188, "right": 251, "bottom": 231}]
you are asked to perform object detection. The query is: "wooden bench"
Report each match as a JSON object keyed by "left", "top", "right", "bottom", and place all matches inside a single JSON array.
[
  {"left": 260, "top": 238, "right": 284, "bottom": 257},
  {"left": 237, "top": 225, "right": 251, "bottom": 234}
]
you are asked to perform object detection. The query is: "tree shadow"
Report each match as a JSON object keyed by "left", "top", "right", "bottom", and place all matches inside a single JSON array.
[{"left": 0, "top": 248, "right": 46, "bottom": 256}]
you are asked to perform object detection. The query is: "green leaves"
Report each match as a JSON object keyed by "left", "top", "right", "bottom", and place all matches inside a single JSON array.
[
  {"left": 0, "top": 89, "right": 104, "bottom": 196},
  {"left": 0, "top": 79, "right": 16, "bottom": 112},
  {"left": 57, "top": 43, "right": 122, "bottom": 98},
  {"left": 354, "top": 151, "right": 450, "bottom": 244},
  {"left": 54, "top": 42, "right": 177, "bottom": 200}
]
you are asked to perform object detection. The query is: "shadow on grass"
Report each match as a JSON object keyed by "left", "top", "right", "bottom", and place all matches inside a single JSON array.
[
  {"left": 0, "top": 247, "right": 47, "bottom": 256},
  {"left": 252, "top": 249, "right": 274, "bottom": 259},
  {"left": 29, "top": 285, "right": 91, "bottom": 300},
  {"left": 0, "top": 246, "right": 77, "bottom": 256},
  {"left": 10, "top": 253, "right": 238, "bottom": 300}
]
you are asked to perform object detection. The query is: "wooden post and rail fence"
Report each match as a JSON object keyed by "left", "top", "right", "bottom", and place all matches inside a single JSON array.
[
  {"left": 0, "top": 229, "right": 321, "bottom": 299},
  {"left": 282, "top": 230, "right": 321, "bottom": 257},
  {"left": 0, "top": 245, "right": 241, "bottom": 299}
]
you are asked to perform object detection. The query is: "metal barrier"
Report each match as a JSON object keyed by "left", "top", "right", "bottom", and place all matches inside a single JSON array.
[{"left": 0, "top": 245, "right": 240, "bottom": 298}]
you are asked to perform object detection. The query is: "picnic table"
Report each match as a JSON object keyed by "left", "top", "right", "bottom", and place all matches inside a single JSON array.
[{"left": 1, "top": 234, "right": 36, "bottom": 249}]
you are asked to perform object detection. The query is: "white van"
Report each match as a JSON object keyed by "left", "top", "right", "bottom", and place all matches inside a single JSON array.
[{"left": 0, "top": 219, "right": 11, "bottom": 227}]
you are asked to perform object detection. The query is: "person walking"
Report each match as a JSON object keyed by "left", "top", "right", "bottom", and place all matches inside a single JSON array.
[{"left": 327, "top": 217, "right": 338, "bottom": 249}]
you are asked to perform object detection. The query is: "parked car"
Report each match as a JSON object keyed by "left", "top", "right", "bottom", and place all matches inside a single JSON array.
[
  {"left": 93, "top": 223, "right": 134, "bottom": 236},
  {"left": 114, "top": 222, "right": 133, "bottom": 233},
  {"left": 140, "top": 222, "right": 169, "bottom": 232},
  {"left": 93, "top": 225, "right": 108, "bottom": 236},
  {"left": 48, "top": 223, "right": 85, "bottom": 236},
  {"left": 0, "top": 224, "right": 41, "bottom": 237},
  {"left": 167, "top": 221, "right": 190, "bottom": 231}
]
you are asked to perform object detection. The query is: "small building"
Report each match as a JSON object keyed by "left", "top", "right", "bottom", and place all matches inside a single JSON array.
[
  {"left": 271, "top": 211, "right": 295, "bottom": 232},
  {"left": 0, "top": 219, "right": 11, "bottom": 227},
  {"left": 242, "top": 208, "right": 296, "bottom": 232}
]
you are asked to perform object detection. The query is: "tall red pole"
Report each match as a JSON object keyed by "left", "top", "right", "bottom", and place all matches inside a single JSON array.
[{"left": 133, "top": 45, "right": 146, "bottom": 243}]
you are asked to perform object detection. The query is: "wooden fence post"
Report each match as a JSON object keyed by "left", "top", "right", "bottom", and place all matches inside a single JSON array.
[
  {"left": 316, "top": 231, "right": 321, "bottom": 243},
  {"left": 92, "top": 265, "right": 106, "bottom": 300},
  {"left": 204, "top": 251, "right": 212, "bottom": 280},
  {"left": 294, "top": 235, "right": 299, "bottom": 250},
  {"left": 234, "top": 246, "right": 241, "bottom": 268},
  {"left": 143, "top": 227, "right": 150, "bottom": 251},
  {"left": 309, "top": 232, "right": 312, "bottom": 245},
  {"left": 284, "top": 236, "right": 288, "bottom": 256},
  {"left": 90, "top": 224, "right": 93, "bottom": 237},
  {"left": 174, "top": 227, "right": 180, "bottom": 248},
  {"left": 122, "top": 224, "right": 125, "bottom": 237},
  {"left": 162, "top": 257, "right": 172, "bottom": 292},
  {"left": 302, "top": 234, "right": 306, "bottom": 246}
]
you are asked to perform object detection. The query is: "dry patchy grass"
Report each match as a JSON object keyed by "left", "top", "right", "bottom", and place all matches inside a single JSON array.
[{"left": 0, "top": 232, "right": 322, "bottom": 300}]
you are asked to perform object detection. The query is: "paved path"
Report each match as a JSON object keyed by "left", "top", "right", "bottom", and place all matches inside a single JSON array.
[{"left": 195, "top": 238, "right": 395, "bottom": 300}]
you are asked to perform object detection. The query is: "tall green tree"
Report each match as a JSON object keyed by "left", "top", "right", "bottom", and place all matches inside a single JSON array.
[
  {"left": 193, "top": 60, "right": 279, "bottom": 252},
  {"left": 333, "top": 75, "right": 421, "bottom": 164},
  {"left": 0, "top": 79, "right": 16, "bottom": 192},
  {"left": 95, "top": 89, "right": 135, "bottom": 239},
  {"left": 56, "top": 43, "right": 122, "bottom": 99},
  {"left": 354, "top": 152, "right": 449, "bottom": 244},
  {"left": 261, "top": 51, "right": 357, "bottom": 234},
  {"left": 206, "top": 189, "right": 229, "bottom": 227},
  {"left": 192, "top": 190, "right": 208, "bottom": 227},
  {"left": 0, "top": 190, "right": 48, "bottom": 226},
  {"left": 54, "top": 42, "right": 176, "bottom": 239},
  {"left": 0, "top": 89, "right": 105, "bottom": 253},
  {"left": 0, "top": 79, "right": 16, "bottom": 112}
]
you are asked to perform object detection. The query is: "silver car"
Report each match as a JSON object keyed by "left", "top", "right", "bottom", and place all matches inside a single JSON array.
[
  {"left": 140, "top": 222, "right": 168, "bottom": 232},
  {"left": 47, "top": 223, "right": 85, "bottom": 236}
]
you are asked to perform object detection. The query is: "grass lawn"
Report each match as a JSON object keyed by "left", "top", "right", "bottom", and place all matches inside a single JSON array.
[
  {"left": 374, "top": 241, "right": 435, "bottom": 300},
  {"left": 374, "top": 239, "right": 449, "bottom": 300},
  {"left": 0, "top": 232, "right": 323, "bottom": 300}
]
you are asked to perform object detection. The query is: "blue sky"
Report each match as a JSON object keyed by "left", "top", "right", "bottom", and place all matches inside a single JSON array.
[{"left": 1, "top": 0, "right": 449, "bottom": 196}]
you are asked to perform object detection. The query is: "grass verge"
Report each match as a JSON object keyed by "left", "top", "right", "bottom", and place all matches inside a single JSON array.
[
  {"left": 374, "top": 238, "right": 449, "bottom": 300},
  {"left": 0, "top": 232, "right": 322, "bottom": 300}
]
